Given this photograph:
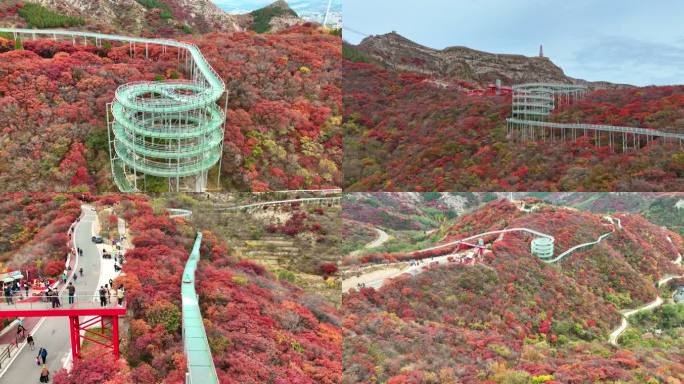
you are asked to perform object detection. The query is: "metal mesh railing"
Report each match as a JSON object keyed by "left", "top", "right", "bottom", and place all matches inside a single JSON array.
[{"left": 0, "top": 294, "right": 125, "bottom": 311}]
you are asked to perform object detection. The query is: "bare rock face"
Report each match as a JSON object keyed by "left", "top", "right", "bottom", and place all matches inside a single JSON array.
[
  {"left": 171, "top": 0, "right": 242, "bottom": 33},
  {"left": 33, "top": 0, "right": 146, "bottom": 33},
  {"left": 355, "top": 32, "right": 629, "bottom": 89},
  {"left": 268, "top": 15, "right": 302, "bottom": 32},
  {"left": 31, "top": 0, "right": 241, "bottom": 34}
]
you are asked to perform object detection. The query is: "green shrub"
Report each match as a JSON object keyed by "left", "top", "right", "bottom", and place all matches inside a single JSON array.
[
  {"left": 135, "top": 0, "right": 173, "bottom": 20},
  {"left": 19, "top": 3, "right": 85, "bottom": 28},
  {"left": 145, "top": 300, "right": 181, "bottom": 333},
  {"left": 277, "top": 270, "right": 296, "bottom": 283},
  {"left": 250, "top": 6, "right": 297, "bottom": 33},
  {"left": 343, "top": 43, "right": 372, "bottom": 63}
]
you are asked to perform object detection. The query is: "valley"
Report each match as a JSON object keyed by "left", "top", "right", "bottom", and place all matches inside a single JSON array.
[{"left": 342, "top": 193, "right": 684, "bottom": 384}]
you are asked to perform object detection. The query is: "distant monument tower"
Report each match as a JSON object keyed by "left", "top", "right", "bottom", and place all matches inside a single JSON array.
[{"left": 539, "top": 44, "right": 544, "bottom": 58}]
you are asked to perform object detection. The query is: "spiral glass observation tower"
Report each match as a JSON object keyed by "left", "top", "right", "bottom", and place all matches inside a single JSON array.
[
  {"left": 0, "top": 29, "right": 227, "bottom": 192},
  {"left": 107, "top": 40, "right": 227, "bottom": 193}
]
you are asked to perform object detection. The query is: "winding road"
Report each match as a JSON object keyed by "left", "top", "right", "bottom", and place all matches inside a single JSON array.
[
  {"left": 342, "top": 249, "right": 478, "bottom": 292},
  {"left": 349, "top": 226, "right": 389, "bottom": 257},
  {"left": 0, "top": 206, "right": 103, "bottom": 382},
  {"left": 608, "top": 274, "right": 683, "bottom": 345},
  {"left": 365, "top": 228, "right": 390, "bottom": 249}
]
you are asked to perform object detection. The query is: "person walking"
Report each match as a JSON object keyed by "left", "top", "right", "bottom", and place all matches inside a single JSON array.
[
  {"left": 39, "top": 365, "right": 49, "bottom": 383},
  {"left": 116, "top": 285, "right": 125, "bottom": 307},
  {"left": 67, "top": 282, "right": 75, "bottom": 305},
  {"left": 62, "top": 271, "right": 67, "bottom": 284},
  {"left": 4, "top": 286, "right": 12, "bottom": 305},
  {"left": 38, "top": 347, "right": 47, "bottom": 364},
  {"left": 99, "top": 286, "right": 107, "bottom": 307},
  {"left": 104, "top": 284, "right": 110, "bottom": 304},
  {"left": 79, "top": 267, "right": 83, "bottom": 277},
  {"left": 73, "top": 274, "right": 77, "bottom": 284},
  {"left": 17, "top": 318, "right": 25, "bottom": 339},
  {"left": 46, "top": 289, "right": 53, "bottom": 308},
  {"left": 23, "top": 281, "right": 29, "bottom": 298},
  {"left": 27, "top": 334, "right": 34, "bottom": 350}
]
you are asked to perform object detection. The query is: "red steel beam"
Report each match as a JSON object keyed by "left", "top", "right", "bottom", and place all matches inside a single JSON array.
[
  {"left": 112, "top": 315, "right": 119, "bottom": 359},
  {"left": 0, "top": 307, "right": 125, "bottom": 318}
]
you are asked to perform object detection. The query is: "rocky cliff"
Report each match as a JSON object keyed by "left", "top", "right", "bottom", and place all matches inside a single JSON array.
[
  {"left": 353, "top": 32, "right": 629, "bottom": 89},
  {"left": 6, "top": 0, "right": 242, "bottom": 34}
]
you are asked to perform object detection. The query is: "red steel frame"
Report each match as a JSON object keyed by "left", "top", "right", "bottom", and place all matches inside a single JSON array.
[
  {"left": 0, "top": 307, "right": 125, "bottom": 360},
  {"left": 69, "top": 315, "right": 120, "bottom": 359}
]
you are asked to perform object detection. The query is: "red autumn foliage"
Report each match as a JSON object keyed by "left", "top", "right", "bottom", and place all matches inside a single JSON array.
[
  {"left": 0, "top": 193, "right": 81, "bottom": 277},
  {"left": 319, "top": 262, "right": 338, "bottom": 277},
  {"left": 343, "top": 198, "right": 684, "bottom": 383},
  {"left": 344, "top": 57, "right": 684, "bottom": 191},
  {"left": 0, "top": 26, "right": 341, "bottom": 192},
  {"left": 44, "top": 195, "right": 343, "bottom": 383}
]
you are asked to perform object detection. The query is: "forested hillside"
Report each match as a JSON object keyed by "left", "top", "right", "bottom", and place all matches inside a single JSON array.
[
  {"left": 0, "top": 24, "right": 341, "bottom": 192},
  {"left": 343, "top": 199, "right": 684, "bottom": 383},
  {"left": 15, "top": 193, "right": 345, "bottom": 383},
  {"left": 343, "top": 57, "right": 684, "bottom": 192}
]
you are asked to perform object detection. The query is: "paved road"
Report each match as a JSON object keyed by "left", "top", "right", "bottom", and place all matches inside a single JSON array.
[
  {"left": 366, "top": 228, "right": 389, "bottom": 249},
  {"left": 349, "top": 227, "right": 390, "bottom": 257},
  {"left": 343, "top": 250, "right": 478, "bottom": 292},
  {"left": 609, "top": 275, "right": 683, "bottom": 346},
  {"left": 0, "top": 206, "right": 102, "bottom": 382}
]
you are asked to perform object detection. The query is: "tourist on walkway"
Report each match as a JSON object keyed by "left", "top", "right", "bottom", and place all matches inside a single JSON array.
[
  {"left": 23, "top": 281, "right": 29, "bottom": 298},
  {"left": 17, "top": 318, "right": 25, "bottom": 339},
  {"left": 104, "top": 284, "right": 111, "bottom": 304},
  {"left": 67, "top": 282, "right": 75, "bottom": 305},
  {"left": 38, "top": 347, "right": 47, "bottom": 364},
  {"left": 117, "top": 285, "right": 125, "bottom": 306},
  {"left": 50, "top": 291, "right": 60, "bottom": 308},
  {"left": 4, "top": 286, "right": 12, "bottom": 305},
  {"left": 27, "top": 334, "right": 34, "bottom": 350},
  {"left": 62, "top": 271, "right": 67, "bottom": 284},
  {"left": 79, "top": 268, "right": 83, "bottom": 277},
  {"left": 39, "top": 365, "right": 49, "bottom": 383},
  {"left": 99, "top": 286, "right": 107, "bottom": 307}
]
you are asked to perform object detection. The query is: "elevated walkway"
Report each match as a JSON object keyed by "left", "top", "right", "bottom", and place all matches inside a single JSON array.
[
  {"left": 0, "top": 28, "right": 226, "bottom": 192},
  {"left": 182, "top": 232, "right": 219, "bottom": 384},
  {"left": 508, "top": 82, "right": 684, "bottom": 149}
]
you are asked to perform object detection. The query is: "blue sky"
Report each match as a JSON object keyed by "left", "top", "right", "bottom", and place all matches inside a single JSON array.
[{"left": 344, "top": 0, "right": 684, "bottom": 86}]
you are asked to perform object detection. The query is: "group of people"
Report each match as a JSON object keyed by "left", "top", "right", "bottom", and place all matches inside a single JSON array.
[
  {"left": 2, "top": 278, "right": 26, "bottom": 304},
  {"left": 37, "top": 347, "right": 49, "bottom": 383},
  {"left": 44, "top": 288, "right": 61, "bottom": 308},
  {"left": 63, "top": 266, "right": 80, "bottom": 285},
  {"left": 98, "top": 284, "right": 125, "bottom": 307},
  {"left": 10, "top": 318, "right": 46, "bottom": 382}
]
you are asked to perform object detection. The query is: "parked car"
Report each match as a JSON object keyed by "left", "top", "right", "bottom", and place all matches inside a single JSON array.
[{"left": 91, "top": 235, "right": 104, "bottom": 244}]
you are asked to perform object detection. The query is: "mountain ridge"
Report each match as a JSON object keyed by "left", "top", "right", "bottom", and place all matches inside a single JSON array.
[{"left": 350, "top": 31, "right": 632, "bottom": 89}]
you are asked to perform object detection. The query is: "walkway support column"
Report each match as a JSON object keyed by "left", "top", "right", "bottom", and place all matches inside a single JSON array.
[
  {"left": 68, "top": 316, "right": 80, "bottom": 360},
  {"left": 112, "top": 315, "right": 120, "bottom": 359}
]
